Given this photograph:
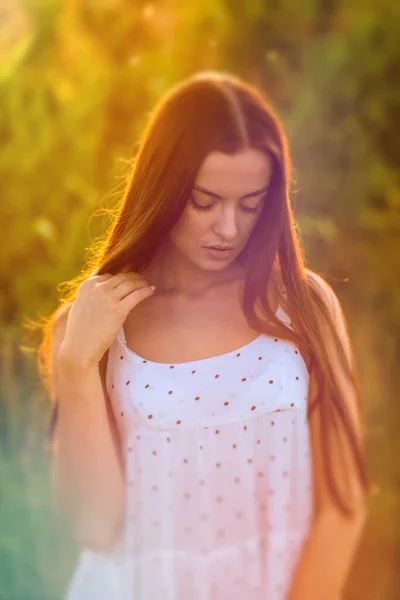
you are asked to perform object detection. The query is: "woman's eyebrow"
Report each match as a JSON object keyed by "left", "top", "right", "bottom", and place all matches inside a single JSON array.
[{"left": 192, "top": 184, "right": 269, "bottom": 200}]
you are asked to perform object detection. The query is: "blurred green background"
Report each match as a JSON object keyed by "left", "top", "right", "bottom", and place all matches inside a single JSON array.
[{"left": 1, "top": 1, "right": 399, "bottom": 599}]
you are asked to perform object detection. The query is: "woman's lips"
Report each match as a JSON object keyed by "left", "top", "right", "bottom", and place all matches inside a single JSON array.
[{"left": 203, "top": 247, "right": 234, "bottom": 259}]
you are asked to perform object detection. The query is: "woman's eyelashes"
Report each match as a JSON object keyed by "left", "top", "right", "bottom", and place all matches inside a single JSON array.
[{"left": 190, "top": 197, "right": 259, "bottom": 215}]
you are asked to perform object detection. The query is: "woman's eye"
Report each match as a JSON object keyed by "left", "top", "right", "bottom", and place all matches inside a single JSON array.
[
  {"left": 190, "top": 200, "right": 213, "bottom": 213},
  {"left": 190, "top": 199, "right": 258, "bottom": 215}
]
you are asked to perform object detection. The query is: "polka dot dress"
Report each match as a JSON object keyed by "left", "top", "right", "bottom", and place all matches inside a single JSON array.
[{"left": 64, "top": 305, "right": 316, "bottom": 600}]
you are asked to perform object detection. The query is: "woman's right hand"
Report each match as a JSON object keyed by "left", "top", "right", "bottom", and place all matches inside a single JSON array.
[{"left": 59, "top": 270, "right": 156, "bottom": 370}]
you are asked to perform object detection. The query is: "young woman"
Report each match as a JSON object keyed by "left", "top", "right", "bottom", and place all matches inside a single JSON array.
[{"left": 41, "top": 70, "right": 369, "bottom": 600}]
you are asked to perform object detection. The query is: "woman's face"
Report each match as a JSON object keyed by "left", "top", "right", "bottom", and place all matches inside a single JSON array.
[{"left": 168, "top": 148, "right": 273, "bottom": 271}]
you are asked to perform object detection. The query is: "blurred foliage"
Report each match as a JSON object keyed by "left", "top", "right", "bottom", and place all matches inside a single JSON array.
[{"left": 0, "top": 0, "right": 399, "bottom": 599}]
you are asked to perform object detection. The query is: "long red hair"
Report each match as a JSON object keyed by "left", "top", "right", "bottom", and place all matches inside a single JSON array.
[{"left": 33, "top": 70, "right": 370, "bottom": 519}]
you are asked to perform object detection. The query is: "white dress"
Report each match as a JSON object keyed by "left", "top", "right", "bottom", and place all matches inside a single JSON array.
[{"left": 64, "top": 304, "right": 317, "bottom": 600}]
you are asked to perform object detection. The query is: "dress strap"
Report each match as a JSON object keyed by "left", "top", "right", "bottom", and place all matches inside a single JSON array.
[
  {"left": 117, "top": 322, "right": 127, "bottom": 346},
  {"left": 276, "top": 303, "right": 292, "bottom": 329}
]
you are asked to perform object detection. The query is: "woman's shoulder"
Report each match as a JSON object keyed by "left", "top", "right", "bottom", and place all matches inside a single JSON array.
[
  {"left": 304, "top": 269, "right": 345, "bottom": 325},
  {"left": 304, "top": 268, "right": 345, "bottom": 318},
  {"left": 304, "top": 268, "right": 335, "bottom": 299},
  {"left": 304, "top": 268, "right": 353, "bottom": 367}
]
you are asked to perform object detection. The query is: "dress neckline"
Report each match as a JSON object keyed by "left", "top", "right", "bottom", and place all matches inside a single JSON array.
[{"left": 116, "top": 304, "right": 285, "bottom": 367}]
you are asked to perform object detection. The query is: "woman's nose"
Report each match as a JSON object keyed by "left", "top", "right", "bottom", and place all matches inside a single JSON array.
[{"left": 212, "top": 207, "right": 239, "bottom": 239}]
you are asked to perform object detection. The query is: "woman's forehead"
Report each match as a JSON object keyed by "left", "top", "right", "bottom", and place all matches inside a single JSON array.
[{"left": 195, "top": 149, "right": 273, "bottom": 194}]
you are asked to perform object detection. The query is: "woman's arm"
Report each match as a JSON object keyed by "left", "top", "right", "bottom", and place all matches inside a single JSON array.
[
  {"left": 286, "top": 503, "right": 366, "bottom": 600},
  {"left": 51, "top": 309, "right": 126, "bottom": 551},
  {"left": 286, "top": 273, "right": 368, "bottom": 600}
]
